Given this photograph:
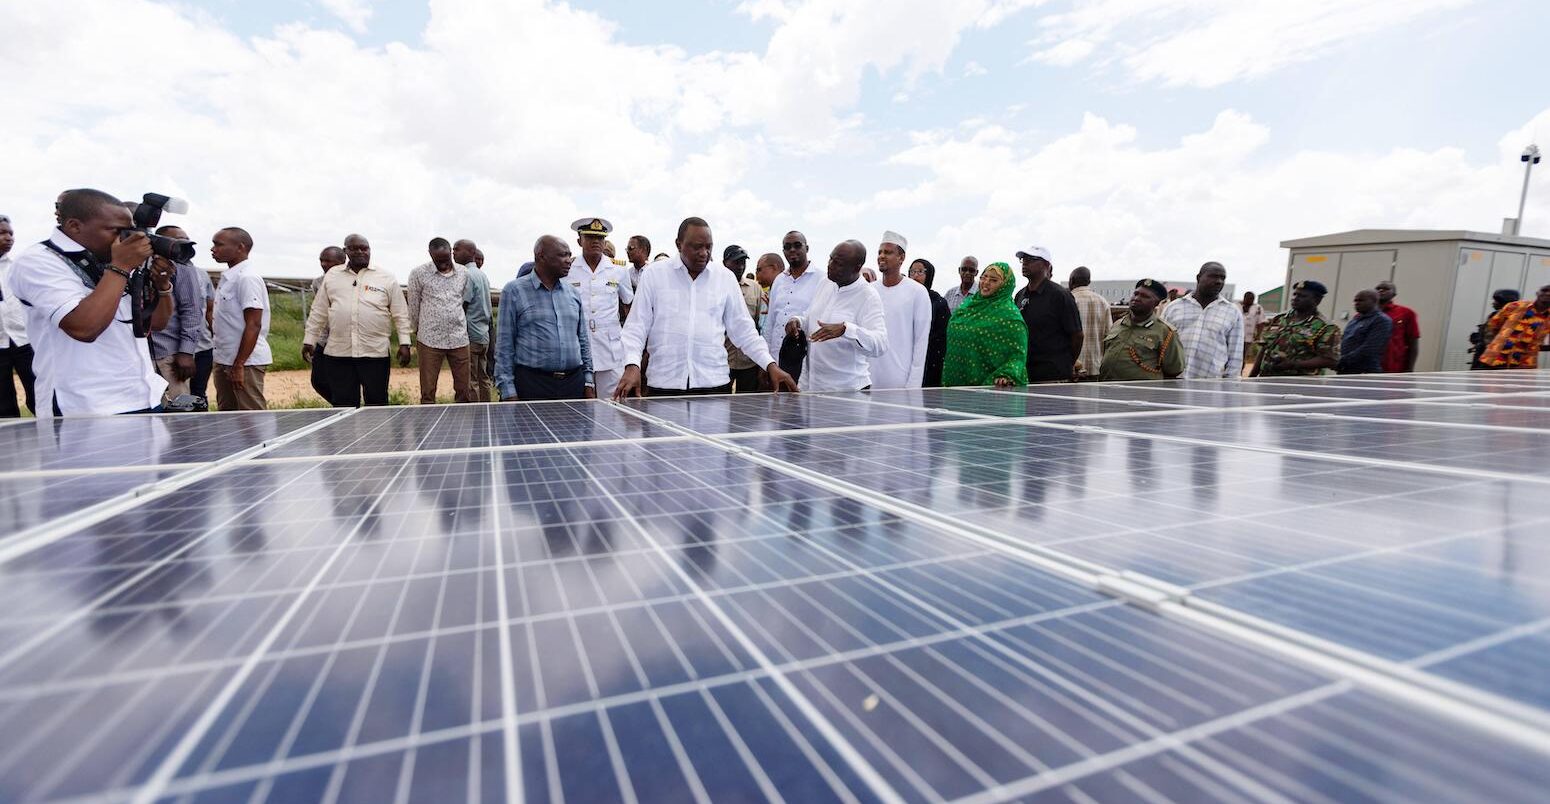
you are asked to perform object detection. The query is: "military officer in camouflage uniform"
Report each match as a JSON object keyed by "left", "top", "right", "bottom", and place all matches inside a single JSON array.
[
  {"left": 1251, "top": 280, "right": 1340, "bottom": 377},
  {"left": 1099, "top": 279, "right": 1185, "bottom": 381}
]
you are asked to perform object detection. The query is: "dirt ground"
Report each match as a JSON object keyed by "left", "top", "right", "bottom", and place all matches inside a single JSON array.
[{"left": 264, "top": 367, "right": 474, "bottom": 407}]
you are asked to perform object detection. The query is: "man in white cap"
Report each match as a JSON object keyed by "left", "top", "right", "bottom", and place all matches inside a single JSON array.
[
  {"left": 1014, "top": 245, "right": 1082, "bottom": 382},
  {"left": 869, "top": 231, "right": 931, "bottom": 389},
  {"left": 569, "top": 216, "right": 634, "bottom": 398}
]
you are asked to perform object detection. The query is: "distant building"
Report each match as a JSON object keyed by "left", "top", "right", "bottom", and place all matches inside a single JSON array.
[{"left": 1280, "top": 228, "right": 1550, "bottom": 371}]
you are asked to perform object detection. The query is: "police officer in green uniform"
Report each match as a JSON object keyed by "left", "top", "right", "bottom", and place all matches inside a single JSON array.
[
  {"left": 1251, "top": 280, "right": 1340, "bottom": 377},
  {"left": 1099, "top": 279, "right": 1185, "bottom": 381}
]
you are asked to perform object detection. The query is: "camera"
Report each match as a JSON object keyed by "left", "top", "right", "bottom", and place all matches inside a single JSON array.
[
  {"left": 127, "top": 193, "right": 196, "bottom": 262},
  {"left": 119, "top": 193, "right": 194, "bottom": 338}
]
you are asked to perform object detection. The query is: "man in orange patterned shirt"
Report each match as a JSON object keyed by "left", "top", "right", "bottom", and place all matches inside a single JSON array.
[{"left": 1480, "top": 284, "right": 1550, "bottom": 369}]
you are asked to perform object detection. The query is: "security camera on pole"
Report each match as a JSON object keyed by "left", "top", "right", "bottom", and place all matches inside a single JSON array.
[{"left": 1511, "top": 144, "right": 1540, "bottom": 236}]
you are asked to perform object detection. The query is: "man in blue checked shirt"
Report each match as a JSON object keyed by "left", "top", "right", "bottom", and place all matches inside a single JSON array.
[{"left": 494, "top": 235, "right": 594, "bottom": 401}]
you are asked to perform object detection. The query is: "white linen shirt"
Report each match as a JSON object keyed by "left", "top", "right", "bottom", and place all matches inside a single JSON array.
[
  {"left": 9, "top": 230, "right": 166, "bottom": 415},
  {"left": 763, "top": 267, "right": 822, "bottom": 358},
  {"left": 870, "top": 277, "right": 932, "bottom": 389},
  {"left": 1161, "top": 293, "right": 1244, "bottom": 379},
  {"left": 568, "top": 255, "right": 635, "bottom": 372},
  {"left": 213, "top": 259, "right": 272, "bottom": 366},
  {"left": 790, "top": 277, "right": 887, "bottom": 392},
  {"left": 0, "top": 254, "right": 29, "bottom": 347},
  {"left": 622, "top": 256, "right": 776, "bottom": 390}
]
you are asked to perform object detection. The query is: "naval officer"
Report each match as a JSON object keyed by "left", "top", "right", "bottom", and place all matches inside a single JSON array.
[{"left": 568, "top": 217, "right": 635, "bottom": 399}]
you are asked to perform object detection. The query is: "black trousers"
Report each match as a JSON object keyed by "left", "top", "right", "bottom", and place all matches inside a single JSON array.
[
  {"left": 645, "top": 383, "right": 733, "bottom": 397},
  {"left": 190, "top": 349, "right": 214, "bottom": 399},
  {"left": 310, "top": 350, "right": 332, "bottom": 402},
  {"left": 511, "top": 365, "right": 586, "bottom": 401},
  {"left": 326, "top": 356, "right": 392, "bottom": 407},
  {"left": 0, "top": 343, "right": 36, "bottom": 417},
  {"left": 729, "top": 366, "right": 761, "bottom": 394}
]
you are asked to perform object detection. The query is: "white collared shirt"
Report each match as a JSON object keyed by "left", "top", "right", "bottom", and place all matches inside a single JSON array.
[
  {"left": 568, "top": 255, "right": 635, "bottom": 372},
  {"left": 790, "top": 277, "right": 887, "bottom": 392},
  {"left": 622, "top": 255, "right": 776, "bottom": 390},
  {"left": 9, "top": 230, "right": 167, "bottom": 415},
  {"left": 764, "top": 266, "right": 822, "bottom": 358},
  {"left": 213, "top": 259, "right": 272, "bottom": 366},
  {"left": 870, "top": 276, "right": 932, "bottom": 389},
  {"left": 1161, "top": 293, "right": 1244, "bottom": 378},
  {"left": 0, "top": 254, "right": 28, "bottom": 347}
]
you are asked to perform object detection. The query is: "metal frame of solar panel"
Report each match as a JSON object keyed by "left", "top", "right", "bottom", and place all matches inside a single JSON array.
[{"left": 2, "top": 371, "right": 1548, "bottom": 803}]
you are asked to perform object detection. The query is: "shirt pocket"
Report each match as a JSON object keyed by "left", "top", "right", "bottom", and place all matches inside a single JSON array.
[{"left": 656, "top": 294, "right": 689, "bottom": 337}]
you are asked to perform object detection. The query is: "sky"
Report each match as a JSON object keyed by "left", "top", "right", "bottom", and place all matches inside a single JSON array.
[{"left": 4, "top": 0, "right": 1550, "bottom": 295}]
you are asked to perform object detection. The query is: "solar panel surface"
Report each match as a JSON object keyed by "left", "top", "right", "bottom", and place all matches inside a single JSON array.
[{"left": 1, "top": 372, "right": 1547, "bottom": 803}]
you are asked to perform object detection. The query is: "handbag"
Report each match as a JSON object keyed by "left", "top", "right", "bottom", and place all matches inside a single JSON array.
[{"left": 778, "top": 328, "right": 807, "bottom": 383}]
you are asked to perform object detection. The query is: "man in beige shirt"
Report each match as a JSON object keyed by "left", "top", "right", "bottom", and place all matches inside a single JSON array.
[
  {"left": 1068, "top": 266, "right": 1111, "bottom": 380},
  {"left": 303, "top": 233, "right": 412, "bottom": 406}
]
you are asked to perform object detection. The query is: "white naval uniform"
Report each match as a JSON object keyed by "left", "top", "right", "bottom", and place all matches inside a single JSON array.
[{"left": 568, "top": 254, "right": 635, "bottom": 398}]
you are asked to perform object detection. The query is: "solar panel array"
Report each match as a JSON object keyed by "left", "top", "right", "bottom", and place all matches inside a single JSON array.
[{"left": 1, "top": 371, "right": 1548, "bottom": 803}]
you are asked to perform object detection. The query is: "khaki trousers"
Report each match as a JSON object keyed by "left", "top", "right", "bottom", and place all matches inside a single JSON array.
[
  {"left": 468, "top": 342, "right": 493, "bottom": 403},
  {"left": 418, "top": 344, "right": 473, "bottom": 403},
  {"left": 154, "top": 356, "right": 193, "bottom": 405},
  {"left": 213, "top": 364, "right": 268, "bottom": 410}
]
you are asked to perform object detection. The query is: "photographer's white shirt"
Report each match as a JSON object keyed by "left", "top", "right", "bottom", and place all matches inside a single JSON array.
[
  {"left": 213, "top": 259, "right": 272, "bottom": 366},
  {"left": 9, "top": 230, "right": 166, "bottom": 416}
]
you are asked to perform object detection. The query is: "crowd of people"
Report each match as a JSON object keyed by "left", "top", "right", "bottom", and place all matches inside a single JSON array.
[{"left": 1, "top": 188, "right": 1548, "bottom": 417}]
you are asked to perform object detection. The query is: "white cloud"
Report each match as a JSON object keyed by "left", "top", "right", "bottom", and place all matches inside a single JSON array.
[
  {"left": 868, "top": 107, "right": 1550, "bottom": 293},
  {"left": 963, "top": 60, "right": 989, "bottom": 77},
  {"left": 320, "top": 0, "right": 374, "bottom": 34},
  {"left": 1028, "top": 38, "right": 1094, "bottom": 66},
  {"left": 1030, "top": 0, "right": 1474, "bottom": 86},
  {"left": 0, "top": 0, "right": 1523, "bottom": 306}
]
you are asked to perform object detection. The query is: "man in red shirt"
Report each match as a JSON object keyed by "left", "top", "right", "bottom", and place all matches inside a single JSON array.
[{"left": 1375, "top": 280, "right": 1419, "bottom": 373}]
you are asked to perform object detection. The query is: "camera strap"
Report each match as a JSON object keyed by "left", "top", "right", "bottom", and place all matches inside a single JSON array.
[
  {"left": 41, "top": 239, "right": 108, "bottom": 289},
  {"left": 38, "top": 239, "right": 141, "bottom": 329}
]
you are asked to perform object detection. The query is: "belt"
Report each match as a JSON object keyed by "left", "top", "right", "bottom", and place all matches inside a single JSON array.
[{"left": 515, "top": 364, "right": 582, "bottom": 379}]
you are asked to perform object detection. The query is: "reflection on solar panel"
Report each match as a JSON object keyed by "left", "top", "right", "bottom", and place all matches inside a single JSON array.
[{"left": 2, "top": 371, "right": 1548, "bottom": 803}]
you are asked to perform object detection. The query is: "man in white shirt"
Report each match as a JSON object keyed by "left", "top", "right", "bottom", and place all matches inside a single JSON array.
[
  {"left": 764, "top": 230, "right": 822, "bottom": 361},
  {"left": 625, "top": 234, "right": 652, "bottom": 291},
  {"left": 210, "top": 227, "right": 271, "bottom": 410},
  {"left": 0, "top": 215, "right": 37, "bottom": 417},
  {"left": 869, "top": 231, "right": 932, "bottom": 389},
  {"left": 786, "top": 240, "right": 887, "bottom": 392},
  {"left": 616, "top": 217, "right": 798, "bottom": 398},
  {"left": 569, "top": 217, "right": 635, "bottom": 399},
  {"left": 1161, "top": 260, "right": 1244, "bottom": 379},
  {"left": 9, "top": 189, "right": 172, "bottom": 416}
]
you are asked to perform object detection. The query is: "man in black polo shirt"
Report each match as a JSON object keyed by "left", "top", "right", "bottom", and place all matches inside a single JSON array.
[{"left": 1013, "top": 245, "right": 1082, "bottom": 382}]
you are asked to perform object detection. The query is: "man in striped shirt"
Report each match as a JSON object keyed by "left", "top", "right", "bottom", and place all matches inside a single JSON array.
[
  {"left": 1067, "top": 266, "right": 1110, "bottom": 380},
  {"left": 1161, "top": 261, "right": 1244, "bottom": 379}
]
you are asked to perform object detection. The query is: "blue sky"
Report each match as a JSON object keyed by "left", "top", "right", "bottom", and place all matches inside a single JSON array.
[{"left": 5, "top": 0, "right": 1549, "bottom": 293}]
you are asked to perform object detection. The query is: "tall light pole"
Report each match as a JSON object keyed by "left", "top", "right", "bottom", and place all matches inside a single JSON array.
[{"left": 1516, "top": 144, "right": 1541, "bottom": 236}]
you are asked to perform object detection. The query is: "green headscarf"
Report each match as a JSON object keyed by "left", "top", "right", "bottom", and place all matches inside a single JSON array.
[{"left": 943, "top": 262, "right": 1028, "bottom": 386}]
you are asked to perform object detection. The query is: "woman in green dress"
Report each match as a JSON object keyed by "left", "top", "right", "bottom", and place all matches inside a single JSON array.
[{"left": 942, "top": 262, "right": 1028, "bottom": 387}]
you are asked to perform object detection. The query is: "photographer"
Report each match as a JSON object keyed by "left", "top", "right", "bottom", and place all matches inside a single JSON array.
[{"left": 10, "top": 189, "right": 174, "bottom": 415}]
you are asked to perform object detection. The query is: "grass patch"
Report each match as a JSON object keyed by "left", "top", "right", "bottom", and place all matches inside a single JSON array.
[{"left": 267, "top": 290, "right": 412, "bottom": 372}]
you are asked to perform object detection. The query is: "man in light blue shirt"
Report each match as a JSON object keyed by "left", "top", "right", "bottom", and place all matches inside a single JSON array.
[
  {"left": 494, "top": 235, "right": 593, "bottom": 401},
  {"left": 455, "top": 239, "right": 493, "bottom": 401}
]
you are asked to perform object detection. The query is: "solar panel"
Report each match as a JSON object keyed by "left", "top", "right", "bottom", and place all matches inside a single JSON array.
[{"left": 1, "top": 371, "right": 1547, "bottom": 803}]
